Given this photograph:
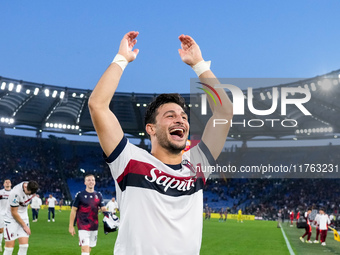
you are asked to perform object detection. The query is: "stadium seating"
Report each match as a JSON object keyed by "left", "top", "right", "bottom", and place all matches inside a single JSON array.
[{"left": 1, "top": 134, "right": 339, "bottom": 225}]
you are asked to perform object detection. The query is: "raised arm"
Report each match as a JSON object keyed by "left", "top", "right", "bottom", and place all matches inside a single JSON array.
[
  {"left": 178, "top": 35, "right": 233, "bottom": 160},
  {"left": 88, "top": 31, "right": 139, "bottom": 157}
]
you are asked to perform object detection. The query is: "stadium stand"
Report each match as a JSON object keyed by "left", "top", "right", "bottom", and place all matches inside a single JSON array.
[{"left": 1, "top": 132, "right": 339, "bottom": 229}]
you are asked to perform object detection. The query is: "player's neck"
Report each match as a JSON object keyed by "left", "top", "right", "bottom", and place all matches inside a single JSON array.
[
  {"left": 151, "top": 145, "right": 182, "bottom": 165},
  {"left": 85, "top": 188, "right": 94, "bottom": 193}
]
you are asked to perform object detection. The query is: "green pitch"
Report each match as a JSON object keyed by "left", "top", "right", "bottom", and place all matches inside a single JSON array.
[
  {"left": 281, "top": 223, "right": 340, "bottom": 255},
  {"left": 1, "top": 209, "right": 339, "bottom": 254}
]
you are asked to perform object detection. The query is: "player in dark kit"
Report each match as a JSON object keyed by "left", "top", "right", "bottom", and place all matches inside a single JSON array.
[
  {"left": 219, "top": 208, "right": 224, "bottom": 222},
  {"left": 69, "top": 174, "right": 107, "bottom": 255},
  {"left": 299, "top": 208, "right": 312, "bottom": 243},
  {"left": 224, "top": 207, "right": 228, "bottom": 221}
]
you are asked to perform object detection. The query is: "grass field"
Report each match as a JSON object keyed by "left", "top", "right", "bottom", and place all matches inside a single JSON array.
[
  {"left": 1, "top": 209, "right": 339, "bottom": 254},
  {"left": 281, "top": 222, "right": 340, "bottom": 255}
]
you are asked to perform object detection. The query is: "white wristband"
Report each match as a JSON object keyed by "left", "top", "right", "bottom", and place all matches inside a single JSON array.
[
  {"left": 192, "top": 60, "right": 211, "bottom": 77},
  {"left": 112, "top": 54, "right": 128, "bottom": 71}
]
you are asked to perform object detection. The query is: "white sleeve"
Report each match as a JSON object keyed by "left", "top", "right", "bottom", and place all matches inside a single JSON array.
[
  {"left": 8, "top": 191, "right": 20, "bottom": 207},
  {"left": 104, "top": 137, "right": 144, "bottom": 179},
  {"left": 183, "top": 141, "right": 216, "bottom": 180}
]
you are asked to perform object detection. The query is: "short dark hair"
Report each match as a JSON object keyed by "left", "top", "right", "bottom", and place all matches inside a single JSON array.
[
  {"left": 27, "top": 181, "right": 39, "bottom": 194},
  {"left": 144, "top": 93, "right": 186, "bottom": 125}
]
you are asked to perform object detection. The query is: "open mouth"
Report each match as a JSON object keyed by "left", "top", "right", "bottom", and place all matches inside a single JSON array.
[{"left": 169, "top": 128, "right": 185, "bottom": 139}]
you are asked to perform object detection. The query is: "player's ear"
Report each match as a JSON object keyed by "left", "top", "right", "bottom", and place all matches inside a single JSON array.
[{"left": 145, "top": 123, "right": 156, "bottom": 136}]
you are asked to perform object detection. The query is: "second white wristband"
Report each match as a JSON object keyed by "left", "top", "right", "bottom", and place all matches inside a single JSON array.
[
  {"left": 112, "top": 54, "right": 128, "bottom": 71},
  {"left": 192, "top": 60, "right": 211, "bottom": 77}
]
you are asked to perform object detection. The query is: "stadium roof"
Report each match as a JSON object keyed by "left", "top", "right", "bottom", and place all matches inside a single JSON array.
[{"left": 1, "top": 69, "right": 340, "bottom": 141}]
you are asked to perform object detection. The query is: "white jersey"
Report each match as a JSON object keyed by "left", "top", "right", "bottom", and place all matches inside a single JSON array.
[
  {"left": 105, "top": 137, "right": 214, "bottom": 255},
  {"left": 47, "top": 197, "right": 57, "bottom": 207},
  {"left": 31, "top": 196, "right": 42, "bottom": 209},
  {"left": 319, "top": 214, "right": 330, "bottom": 230},
  {"left": 0, "top": 188, "right": 11, "bottom": 216},
  {"left": 106, "top": 200, "right": 119, "bottom": 214},
  {"left": 314, "top": 213, "right": 320, "bottom": 227},
  {"left": 5, "top": 182, "right": 33, "bottom": 221}
]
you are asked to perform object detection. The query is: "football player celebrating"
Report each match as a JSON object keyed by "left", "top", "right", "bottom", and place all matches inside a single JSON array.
[{"left": 89, "top": 31, "right": 233, "bottom": 254}]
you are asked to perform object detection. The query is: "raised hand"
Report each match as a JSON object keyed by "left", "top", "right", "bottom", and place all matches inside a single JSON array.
[
  {"left": 118, "top": 31, "right": 140, "bottom": 62},
  {"left": 178, "top": 35, "right": 204, "bottom": 67}
]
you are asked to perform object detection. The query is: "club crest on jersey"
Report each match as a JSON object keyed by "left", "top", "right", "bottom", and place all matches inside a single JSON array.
[{"left": 145, "top": 168, "right": 195, "bottom": 192}]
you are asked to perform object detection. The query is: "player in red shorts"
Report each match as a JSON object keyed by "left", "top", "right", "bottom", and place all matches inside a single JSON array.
[
  {"left": 299, "top": 208, "right": 312, "bottom": 243},
  {"left": 313, "top": 210, "right": 321, "bottom": 243},
  {"left": 319, "top": 208, "right": 330, "bottom": 246},
  {"left": 289, "top": 210, "right": 294, "bottom": 227},
  {"left": 296, "top": 210, "right": 300, "bottom": 226}
]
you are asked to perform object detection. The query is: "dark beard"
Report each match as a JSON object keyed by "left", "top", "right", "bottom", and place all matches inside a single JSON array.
[{"left": 156, "top": 130, "right": 186, "bottom": 154}]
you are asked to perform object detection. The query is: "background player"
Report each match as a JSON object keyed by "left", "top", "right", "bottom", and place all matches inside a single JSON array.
[
  {"left": 219, "top": 208, "right": 224, "bottom": 222},
  {"left": 47, "top": 194, "right": 57, "bottom": 222},
  {"left": 106, "top": 197, "right": 118, "bottom": 215},
  {"left": 59, "top": 198, "right": 64, "bottom": 212},
  {"left": 69, "top": 174, "right": 107, "bottom": 255},
  {"left": 299, "top": 208, "right": 312, "bottom": 243},
  {"left": 88, "top": 31, "right": 232, "bottom": 254},
  {"left": 3, "top": 181, "right": 38, "bottom": 255},
  {"left": 238, "top": 208, "right": 243, "bottom": 223},
  {"left": 319, "top": 208, "right": 330, "bottom": 246},
  {"left": 0, "top": 179, "right": 12, "bottom": 252},
  {"left": 289, "top": 210, "right": 294, "bottom": 227},
  {"left": 296, "top": 210, "right": 300, "bottom": 226},
  {"left": 223, "top": 207, "right": 228, "bottom": 222},
  {"left": 204, "top": 205, "right": 211, "bottom": 220},
  {"left": 30, "top": 194, "right": 42, "bottom": 222},
  {"left": 313, "top": 210, "right": 321, "bottom": 243},
  {"left": 277, "top": 209, "right": 282, "bottom": 228}
]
